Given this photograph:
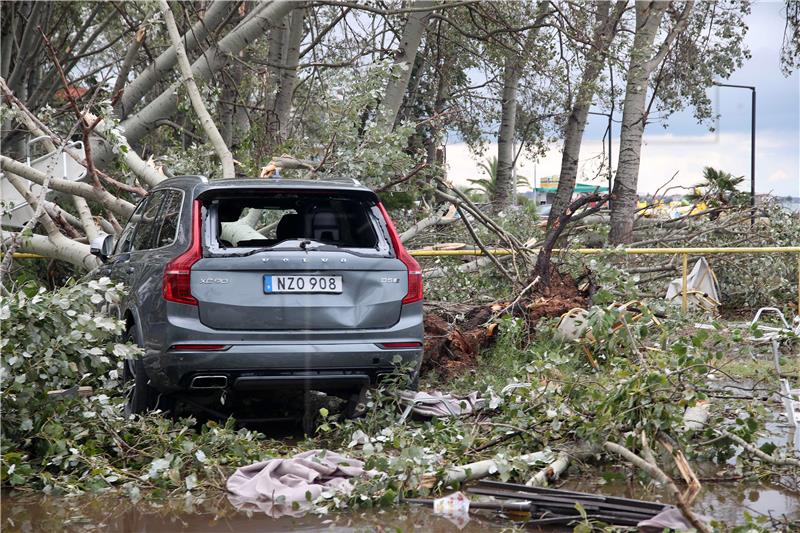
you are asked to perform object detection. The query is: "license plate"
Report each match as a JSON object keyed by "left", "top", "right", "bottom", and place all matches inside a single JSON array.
[{"left": 263, "top": 275, "right": 342, "bottom": 293}]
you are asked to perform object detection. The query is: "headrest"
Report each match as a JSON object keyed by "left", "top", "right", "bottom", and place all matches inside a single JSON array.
[{"left": 276, "top": 213, "right": 304, "bottom": 240}]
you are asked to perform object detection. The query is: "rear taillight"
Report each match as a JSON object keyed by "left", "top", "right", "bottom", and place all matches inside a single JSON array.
[
  {"left": 377, "top": 202, "right": 423, "bottom": 304},
  {"left": 170, "top": 344, "right": 226, "bottom": 351},
  {"left": 379, "top": 342, "right": 423, "bottom": 349},
  {"left": 163, "top": 199, "right": 202, "bottom": 305}
]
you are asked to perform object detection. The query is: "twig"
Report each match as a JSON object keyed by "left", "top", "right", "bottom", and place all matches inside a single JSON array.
[
  {"left": 719, "top": 429, "right": 800, "bottom": 468},
  {"left": 38, "top": 27, "right": 103, "bottom": 188},
  {"left": 455, "top": 205, "right": 516, "bottom": 286},
  {"left": 376, "top": 162, "right": 428, "bottom": 192}
]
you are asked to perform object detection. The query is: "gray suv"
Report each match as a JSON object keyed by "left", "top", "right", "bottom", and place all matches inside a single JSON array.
[{"left": 91, "top": 176, "right": 423, "bottom": 416}]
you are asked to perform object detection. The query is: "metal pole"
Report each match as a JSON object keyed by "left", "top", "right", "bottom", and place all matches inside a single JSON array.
[
  {"left": 682, "top": 253, "right": 689, "bottom": 313},
  {"left": 713, "top": 83, "right": 756, "bottom": 224},
  {"left": 608, "top": 113, "right": 613, "bottom": 208},
  {"left": 750, "top": 87, "right": 756, "bottom": 225},
  {"left": 797, "top": 253, "right": 800, "bottom": 316}
]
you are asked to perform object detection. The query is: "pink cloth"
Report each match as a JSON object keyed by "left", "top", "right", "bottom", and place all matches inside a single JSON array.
[{"left": 226, "top": 449, "right": 376, "bottom": 515}]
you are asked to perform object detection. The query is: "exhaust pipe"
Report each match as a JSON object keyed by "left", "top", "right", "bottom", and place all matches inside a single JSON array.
[{"left": 190, "top": 375, "right": 228, "bottom": 389}]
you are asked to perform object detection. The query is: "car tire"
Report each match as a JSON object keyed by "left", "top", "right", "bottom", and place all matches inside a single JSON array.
[{"left": 122, "top": 326, "right": 161, "bottom": 415}]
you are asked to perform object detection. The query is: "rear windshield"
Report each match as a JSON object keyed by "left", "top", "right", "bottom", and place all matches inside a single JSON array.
[{"left": 207, "top": 192, "right": 382, "bottom": 251}]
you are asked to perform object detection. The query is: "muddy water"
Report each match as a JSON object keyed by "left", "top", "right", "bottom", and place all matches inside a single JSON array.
[
  {"left": 3, "top": 475, "right": 799, "bottom": 533},
  {"left": 2, "top": 492, "right": 504, "bottom": 533}
]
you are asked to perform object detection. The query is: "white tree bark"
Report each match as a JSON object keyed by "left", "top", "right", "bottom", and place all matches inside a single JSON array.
[
  {"left": 525, "top": 451, "right": 570, "bottom": 486},
  {"left": 115, "top": 1, "right": 294, "bottom": 151},
  {"left": 0, "top": 155, "right": 135, "bottom": 217},
  {"left": 493, "top": 58, "right": 520, "bottom": 210},
  {"left": 420, "top": 450, "right": 553, "bottom": 489},
  {"left": 376, "top": 0, "right": 436, "bottom": 132},
  {"left": 610, "top": 1, "right": 694, "bottom": 243},
  {"left": 546, "top": 1, "right": 626, "bottom": 229},
  {"left": 399, "top": 204, "right": 457, "bottom": 243},
  {"left": 1, "top": 231, "right": 97, "bottom": 270},
  {"left": 159, "top": 0, "right": 235, "bottom": 180},
  {"left": 273, "top": 5, "right": 306, "bottom": 140},
  {"left": 117, "top": 0, "right": 237, "bottom": 118}
]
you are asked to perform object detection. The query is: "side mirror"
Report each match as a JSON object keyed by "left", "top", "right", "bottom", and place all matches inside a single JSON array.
[{"left": 90, "top": 233, "right": 115, "bottom": 263}]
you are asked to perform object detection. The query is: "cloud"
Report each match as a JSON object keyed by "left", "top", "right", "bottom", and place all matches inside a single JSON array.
[
  {"left": 767, "top": 169, "right": 788, "bottom": 183},
  {"left": 445, "top": 131, "right": 800, "bottom": 197}
]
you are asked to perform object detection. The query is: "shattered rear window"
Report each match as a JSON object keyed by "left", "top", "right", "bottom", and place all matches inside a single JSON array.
[{"left": 210, "top": 192, "right": 380, "bottom": 249}]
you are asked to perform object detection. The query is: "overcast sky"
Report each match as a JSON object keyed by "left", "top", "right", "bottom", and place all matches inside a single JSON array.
[{"left": 446, "top": 1, "right": 800, "bottom": 197}]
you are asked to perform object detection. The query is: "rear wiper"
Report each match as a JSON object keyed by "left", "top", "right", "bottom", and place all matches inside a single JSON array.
[
  {"left": 211, "top": 247, "right": 282, "bottom": 257},
  {"left": 212, "top": 241, "right": 338, "bottom": 257}
]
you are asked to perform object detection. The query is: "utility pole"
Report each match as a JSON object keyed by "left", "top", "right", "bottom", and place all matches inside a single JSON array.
[
  {"left": 588, "top": 110, "right": 613, "bottom": 202},
  {"left": 714, "top": 83, "right": 756, "bottom": 224}
]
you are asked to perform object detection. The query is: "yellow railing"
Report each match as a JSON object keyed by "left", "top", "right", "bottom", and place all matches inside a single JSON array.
[
  {"left": 11, "top": 247, "right": 800, "bottom": 313},
  {"left": 410, "top": 246, "right": 800, "bottom": 313},
  {"left": 9, "top": 253, "right": 46, "bottom": 259}
]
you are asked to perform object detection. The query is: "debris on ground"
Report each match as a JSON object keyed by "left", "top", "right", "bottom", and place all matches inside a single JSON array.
[
  {"left": 665, "top": 257, "right": 721, "bottom": 311},
  {"left": 467, "top": 480, "right": 671, "bottom": 527},
  {"left": 422, "top": 269, "right": 588, "bottom": 377},
  {"left": 398, "top": 390, "right": 485, "bottom": 421},
  {"left": 407, "top": 481, "right": 674, "bottom": 528}
]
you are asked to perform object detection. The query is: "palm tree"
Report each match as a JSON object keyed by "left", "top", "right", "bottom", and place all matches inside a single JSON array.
[
  {"left": 467, "top": 157, "right": 500, "bottom": 198},
  {"left": 468, "top": 156, "right": 531, "bottom": 199},
  {"left": 688, "top": 167, "right": 746, "bottom": 207}
]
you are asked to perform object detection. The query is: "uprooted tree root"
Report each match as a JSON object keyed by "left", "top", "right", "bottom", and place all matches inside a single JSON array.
[{"left": 422, "top": 268, "right": 588, "bottom": 377}]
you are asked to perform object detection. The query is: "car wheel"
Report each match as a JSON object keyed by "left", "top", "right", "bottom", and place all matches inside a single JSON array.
[{"left": 122, "top": 327, "right": 160, "bottom": 415}]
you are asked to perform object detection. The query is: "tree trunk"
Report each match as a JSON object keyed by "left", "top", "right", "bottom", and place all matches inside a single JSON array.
[
  {"left": 492, "top": 56, "right": 520, "bottom": 211},
  {"left": 491, "top": 1, "right": 551, "bottom": 212},
  {"left": 112, "top": 26, "right": 147, "bottom": 113},
  {"left": 273, "top": 5, "right": 305, "bottom": 141},
  {"left": 96, "top": 0, "right": 294, "bottom": 168},
  {"left": 159, "top": 0, "right": 235, "bottom": 179},
  {"left": 609, "top": 0, "right": 694, "bottom": 243},
  {"left": 609, "top": 2, "right": 668, "bottom": 244},
  {"left": 116, "top": 0, "right": 237, "bottom": 118},
  {"left": 376, "top": 0, "right": 435, "bottom": 132},
  {"left": 546, "top": 1, "right": 626, "bottom": 230},
  {"left": 6, "top": 1, "right": 43, "bottom": 96}
]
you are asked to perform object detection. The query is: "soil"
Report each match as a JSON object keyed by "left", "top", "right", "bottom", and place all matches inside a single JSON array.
[{"left": 422, "top": 269, "right": 588, "bottom": 378}]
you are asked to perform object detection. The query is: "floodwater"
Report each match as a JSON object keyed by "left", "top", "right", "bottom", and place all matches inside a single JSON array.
[
  {"left": 3, "top": 474, "right": 799, "bottom": 532},
  {"left": 4, "top": 409, "right": 799, "bottom": 531}
]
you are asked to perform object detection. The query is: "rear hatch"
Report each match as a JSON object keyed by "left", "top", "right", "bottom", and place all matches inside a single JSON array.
[{"left": 190, "top": 188, "right": 407, "bottom": 331}]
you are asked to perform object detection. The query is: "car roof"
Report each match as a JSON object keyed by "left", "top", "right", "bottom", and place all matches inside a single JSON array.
[{"left": 151, "top": 176, "right": 373, "bottom": 195}]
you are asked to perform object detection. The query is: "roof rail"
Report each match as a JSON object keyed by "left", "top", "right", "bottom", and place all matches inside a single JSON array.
[
  {"left": 329, "top": 178, "right": 361, "bottom": 186},
  {"left": 169, "top": 175, "right": 208, "bottom": 183}
]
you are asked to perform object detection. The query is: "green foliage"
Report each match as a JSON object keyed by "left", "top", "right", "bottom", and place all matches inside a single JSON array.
[
  {"left": 0, "top": 279, "right": 278, "bottom": 495},
  {"left": 0, "top": 278, "right": 136, "bottom": 448},
  {"left": 262, "top": 61, "right": 426, "bottom": 189}
]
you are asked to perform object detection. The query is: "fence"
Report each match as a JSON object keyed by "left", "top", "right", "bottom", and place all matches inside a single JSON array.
[
  {"left": 409, "top": 246, "right": 800, "bottom": 313},
  {"left": 11, "top": 246, "right": 800, "bottom": 312}
]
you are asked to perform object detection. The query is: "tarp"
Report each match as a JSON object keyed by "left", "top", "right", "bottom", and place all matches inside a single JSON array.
[
  {"left": 534, "top": 183, "right": 608, "bottom": 194},
  {"left": 666, "top": 257, "right": 721, "bottom": 311}
]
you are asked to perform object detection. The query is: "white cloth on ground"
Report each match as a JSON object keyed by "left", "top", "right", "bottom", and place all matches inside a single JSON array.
[{"left": 226, "top": 449, "right": 378, "bottom": 515}]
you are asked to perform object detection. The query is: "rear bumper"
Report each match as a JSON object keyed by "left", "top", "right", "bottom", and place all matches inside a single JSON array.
[
  {"left": 140, "top": 301, "right": 423, "bottom": 393},
  {"left": 145, "top": 341, "right": 422, "bottom": 392}
]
